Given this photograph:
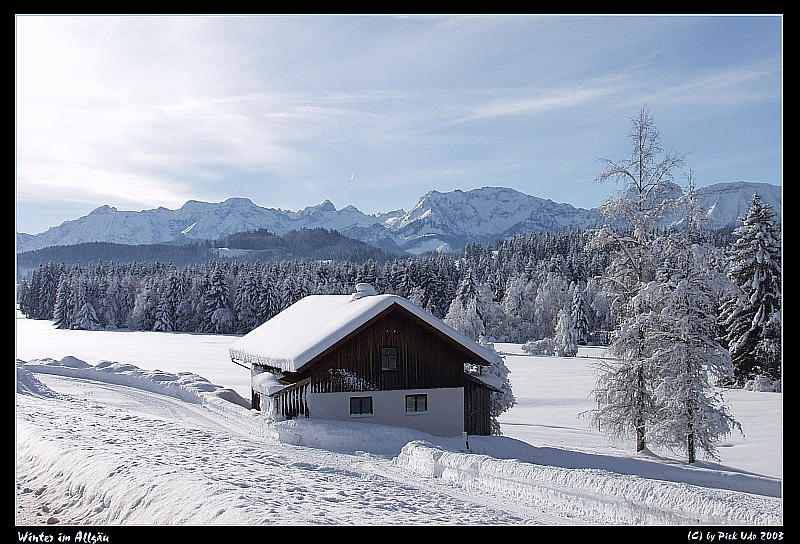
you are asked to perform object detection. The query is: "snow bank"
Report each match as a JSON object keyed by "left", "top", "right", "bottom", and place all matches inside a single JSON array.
[
  {"left": 744, "top": 376, "right": 781, "bottom": 393},
  {"left": 17, "top": 356, "right": 251, "bottom": 419},
  {"left": 269, "top": 418, "right": 465, "bottom": 457},
  {"left": 16, "top": 364, "right": 59, "bottom": 398},
  {"left": 392, "top": 441, "right": 782, "bottom": 526}
]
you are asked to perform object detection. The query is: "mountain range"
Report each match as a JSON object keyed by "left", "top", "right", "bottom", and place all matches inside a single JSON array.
[{"left": 16, "top": 182, "right": 781, "bottom": 256}]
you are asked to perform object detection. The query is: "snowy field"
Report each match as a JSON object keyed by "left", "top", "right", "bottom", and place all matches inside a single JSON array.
[{"left": 15, "top": 311, "right": 783, "bottom": 526}]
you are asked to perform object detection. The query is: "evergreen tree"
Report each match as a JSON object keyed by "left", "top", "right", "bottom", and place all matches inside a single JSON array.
[
  {"left": 37, "top": 262, "right": 61, "bottom": 320},
  {"left": 205, "top": 265, "right": 233, "bottom": 333},
  {"left": 554, "top": 308, "right": 578, "bottom": 357},
  {"left": 74, "top": 301, "right": 101, "bottom": 330},
  {"left": 25, "top": 269, "right": 42, "bottom": 318},
  {"left": 52, "top": 276, "right": 70, "bottom": 329},
  {"left": 720, "top": 193, "right": 782, "bottom": 385},
  {"left": 444, "top": 268, "right": 485, "bottom": 341},
  {"left": 233, "top": 269, "right": 260, "bottom": 333},
  {"left": 646, "top": 184, "right": 741, "bottom": 463},
  {"left": 129, "top": 279, "right": 157, "bottom": 331},
  {"left": 153, "top": 291, "right": 175, "bottom": 332},
  {"left": 17, "top": 277, "right": 33, "bottom": 316},
  {"left": 571, "top": 287, "right": 591, "bottom": 345}
]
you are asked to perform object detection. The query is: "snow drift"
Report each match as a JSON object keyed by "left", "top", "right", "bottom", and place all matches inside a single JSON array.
[{"left": 392, "top": 441, "right": 780, "bottom": 525}]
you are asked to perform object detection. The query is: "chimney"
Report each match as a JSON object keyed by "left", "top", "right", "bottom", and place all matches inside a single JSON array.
[{"left": 351, "top": 283, "right": 377, "bottom": 301}]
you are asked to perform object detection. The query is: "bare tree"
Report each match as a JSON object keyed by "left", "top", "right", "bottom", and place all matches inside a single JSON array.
[{"left": 586, "top": 107, "right": 685, "bottom": 453}]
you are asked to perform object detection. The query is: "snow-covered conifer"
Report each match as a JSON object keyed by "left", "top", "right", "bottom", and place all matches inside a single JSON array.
[
  {"left": 570, "top": 288, "right": 591, "bottom": 345},
  {"left": 554, "top": 309, "right": 578, "bottom": 357},
  {"left": 720, "top": 193, "right": 782, "bottom": 385},
  {"left": 52, "top": 276, "right": 71, "bottom": 329},
  {"left": 153, "top": 293, "right": 174, "bottom": 332},
  {"left": 444, "top": 268, "right": 486, "bottom": 341},
  {"left": 74, "top": 301, "right": 101, "bottom": 331}
]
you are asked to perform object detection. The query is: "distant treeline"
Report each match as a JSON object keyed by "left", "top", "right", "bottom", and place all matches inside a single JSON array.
[
  {"left": 17, "top": 227, "right": 397, "bottom": 278},
  {"left": 16, "top": 230, "right": 615, "bottom": 341}
]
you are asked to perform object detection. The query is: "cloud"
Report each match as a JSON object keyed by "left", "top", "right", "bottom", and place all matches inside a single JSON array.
[
  {"left": 636, "top": 62, "right": 780, "bottom": 109},
  {"left": 463, "top": 85, "right": 621, "bottom": 122}
]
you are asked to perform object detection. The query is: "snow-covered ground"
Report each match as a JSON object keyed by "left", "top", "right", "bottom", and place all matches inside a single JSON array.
[{"left": 15, "top": 312, "right": 782, "bottom": 526}]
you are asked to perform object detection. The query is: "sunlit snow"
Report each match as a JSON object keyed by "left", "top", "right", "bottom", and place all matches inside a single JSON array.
[{"left": 15, "top": 312, "right": 782, "bottom": 525}]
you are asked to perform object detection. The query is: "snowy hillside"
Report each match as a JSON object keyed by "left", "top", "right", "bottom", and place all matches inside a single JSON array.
[
  {"left": 698, "top": 182, "right": 782, "bottom": 228},
  {"left": 15, "top": 313, "right": 782, "bottom": 526},
  {"left": 15, "top": 197, "right": 403, "bottom": 253},
  {"left": 16, "top": 182, "right": 781, "bottom": 255},
  {"left": 389, "top": 187, "right": 599, "bottom": 254}
]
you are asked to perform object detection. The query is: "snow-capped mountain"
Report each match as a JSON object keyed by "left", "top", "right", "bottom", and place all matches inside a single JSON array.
[
  {"left": 697, "top": 182, "right": 782, "bottom": 228},
  {"left": 16, "top": 197, "right": 405, "bottom": 254},
  {"left": 16, "top": 182, "right": 781, "bottom": 255},
  {"left": 386, "top": 187, "right": 600, "bottom": 254}
]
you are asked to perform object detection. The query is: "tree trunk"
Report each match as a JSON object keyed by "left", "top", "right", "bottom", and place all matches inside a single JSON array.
[
  {"left": 636, "top": 423, "right": 646, "bottom": 452},
  {"left": 635, "top": 358, "right": 646, "bottom": 452}
]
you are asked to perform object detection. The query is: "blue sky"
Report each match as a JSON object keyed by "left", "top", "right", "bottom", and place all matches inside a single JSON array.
[{"left": 15, "top": 14, "right": 782, "bottom": 235}]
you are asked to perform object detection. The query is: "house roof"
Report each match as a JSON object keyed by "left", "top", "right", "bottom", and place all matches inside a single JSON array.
[{"left": 228, "top": 291, "right": 503, "bottom": 374}]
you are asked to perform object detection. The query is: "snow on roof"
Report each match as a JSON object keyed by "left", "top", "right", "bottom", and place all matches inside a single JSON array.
[{"left": 228, "top": 292, "right": 502, "bottom": 373}]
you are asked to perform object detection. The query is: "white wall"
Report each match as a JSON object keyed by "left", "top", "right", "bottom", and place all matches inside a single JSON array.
[{"left": 306, "top": 387, "right": 465, "bottom": 437}]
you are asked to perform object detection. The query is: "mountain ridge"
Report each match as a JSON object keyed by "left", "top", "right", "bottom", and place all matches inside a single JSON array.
[{"left": 16, "top": 182, "right": 781, "bottom": 255}]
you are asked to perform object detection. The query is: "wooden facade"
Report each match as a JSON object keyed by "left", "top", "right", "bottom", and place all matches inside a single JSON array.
[
  {"left": 464, "top": 374, "right": 492, "bottom": 436},
  {"left": 304, "top": 305, "right": 473, "bottom": 393},
  {"left": 260, "top": 301, "right": 496, "bottom": 435}
]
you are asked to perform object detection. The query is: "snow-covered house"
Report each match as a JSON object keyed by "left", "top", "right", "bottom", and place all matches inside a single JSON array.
[{"left": 228, "top": 284, "right": 503, "bottom": 437}]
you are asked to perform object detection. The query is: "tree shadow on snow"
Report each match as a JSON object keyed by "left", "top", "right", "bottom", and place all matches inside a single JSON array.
[{"left": 468, "top": 435, "right": 781, "bottom": 499}]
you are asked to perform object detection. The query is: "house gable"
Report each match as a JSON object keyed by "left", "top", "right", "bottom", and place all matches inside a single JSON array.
[
  {"left": 229, "top": 293, "right": 500, "bottom": 375},
  {"left": 305, "top": 303, "right": 480, "bottom": 394}
]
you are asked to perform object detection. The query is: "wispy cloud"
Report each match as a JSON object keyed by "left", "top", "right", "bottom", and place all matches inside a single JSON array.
[
  {"left": 461, "top": 85, "right": 622, "bottom": 123},
  {"left": 636, "top": 62, "right": 780, "bottom": 109}
]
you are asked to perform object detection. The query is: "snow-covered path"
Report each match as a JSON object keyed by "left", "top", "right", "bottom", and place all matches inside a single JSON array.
[{"left": 16, "top": 374, "right": 564, "bottom": 525}]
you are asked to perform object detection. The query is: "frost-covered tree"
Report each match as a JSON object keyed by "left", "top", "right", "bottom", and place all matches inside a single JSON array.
[
  {"left": 232, "top": 270, "right": 260, "bottom": 333},
  {"left": 720, "top": 193, "right": 782, "bottom": 385},
  {"left": 74, "top": 301, "right": 101, "bottom": 331},
  {"left": 570, "top": 287, "right": 591, "bottom": 345},
  {"left": 445, "top": 268, "right": 484, "bottom": 341},
  {"left": 152, "top": 292, "right": 174, "bottom": 332},
  {"left": 52, "top": 275, "right": 72, "bottom": 329},
  {"left": 204, "top": 265, "right": 233, "bottom": 333},
  {"left": 554, "top": 309, "right": 578, "bottom": 357},
  {"left": 532, "top": 266, "right": 571, "bottom": 340},
  {"left": 587, "top": 107, "right": 685, "bottom": 452},
  {"left": 476, "top": 339, "right": 516, "bottom": 436},
  {"left": 129, "top": 279, "right": 157, "bottom": 331},
  {"left": 646, "top": 184, "right": 741, "bottom": 463},
  {"left": 500, "top": 266, "right": 540, "bottom": 342},
  {"left": 587, "top": 282, "right": 662, "bottom": 449},
  {"left": 445, "top": 296, "right": 485, "bottom": 342}
]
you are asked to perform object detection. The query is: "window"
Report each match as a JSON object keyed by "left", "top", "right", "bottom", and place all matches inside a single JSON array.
[
  {"left": 381, "top": 347, "right": 398, "bottom": 370},
  {"left": 350, "top": 396, "right": 373, "bottom": 416},
  {"left": 405, "top": 394, "right": 427, "bottom": 413}
]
